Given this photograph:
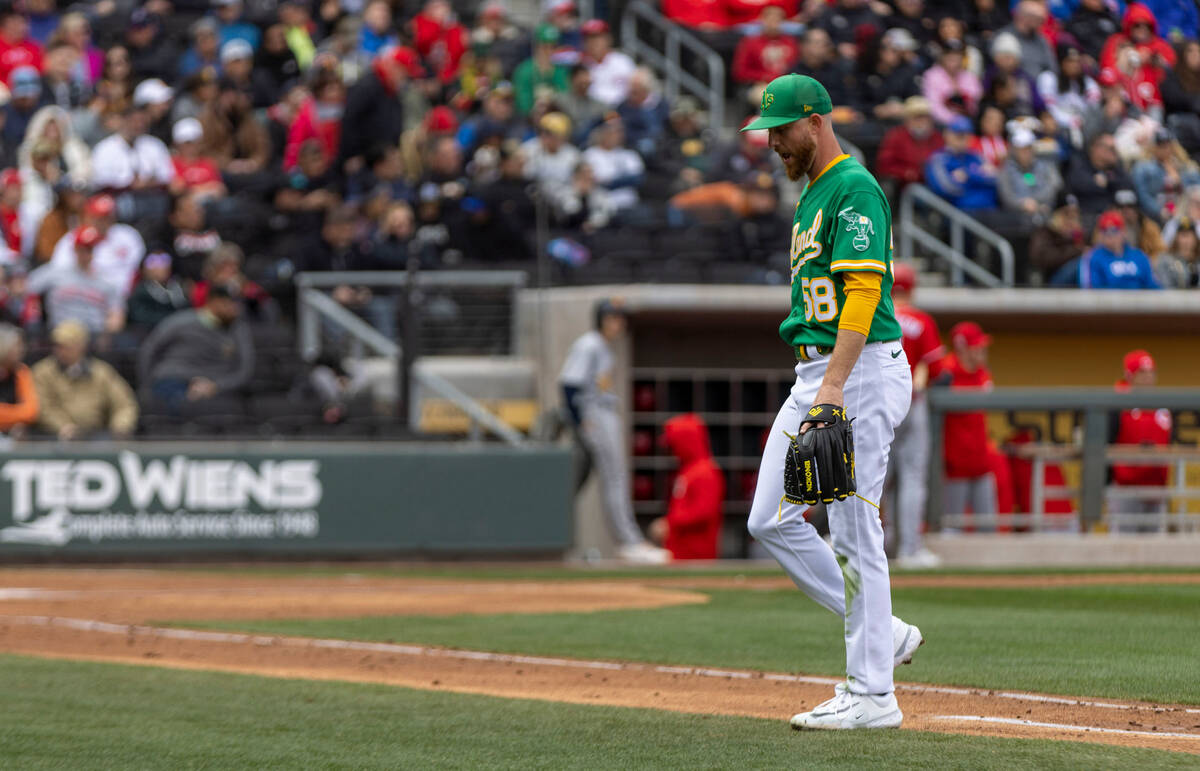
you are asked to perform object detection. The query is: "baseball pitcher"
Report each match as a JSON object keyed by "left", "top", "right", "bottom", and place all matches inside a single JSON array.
[{"left": 743, "top": 75, "right": 922, "bottom": 730}]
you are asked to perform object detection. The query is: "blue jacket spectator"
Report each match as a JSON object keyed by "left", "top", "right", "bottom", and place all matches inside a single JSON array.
[
  {"left": 214, "top": 0, "right": 261, "bottom": 50},
  {"left": 1130, "top": 128, "right": 1200, "bottom": 218},
  {"left": 924, "top": 117, "right": 998, "bottom": 211},
  {"left": 616, "top": 68, "right": 670, "bottom": 158},
  {"left": 1079, "top": 210, "right": 1162, "bottom": 288},
  {"left": 1140, "top": 0, "right": 1198, "bottom": 40}
]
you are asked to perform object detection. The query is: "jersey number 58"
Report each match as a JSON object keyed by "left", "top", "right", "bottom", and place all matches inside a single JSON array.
[{"left": 801, "top": 277, "right": 838, "bottom": 322}]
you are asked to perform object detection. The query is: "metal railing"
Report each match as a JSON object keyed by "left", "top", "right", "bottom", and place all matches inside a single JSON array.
[
  {"left": 926, "top": 388, "right": 1200, "bottom": 530},
  {"left": 898, "top": 184, "right": 1016, "bottom": 287},
  {"left": 295, "top": 273, "right": 527, "bottom": 446},
  {"left": 620, "top": 0, "right": 725, "bottom": 132}
]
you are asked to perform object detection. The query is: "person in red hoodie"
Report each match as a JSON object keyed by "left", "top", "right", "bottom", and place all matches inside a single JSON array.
[
  {"left": 0, "top": 168, "right": 21, "bottom": 254},
  {"left": 283, "top": 69, "right": 344, "bottom": 170},
  {"left": 650, "top": 414, "right": 725, "bottom": 560},
  {"left": 661, "top": 0, "right": 729, "bottom": 28},
  {"left": 410, "top": 0, "right": 467, "bottom": 85},
  {"left": 1100, "top": 4, "right": 1176, "bottom": 94},
  {"left": 874, "top": 96, "right": 944, "bottom": 198},
  {"left": 940, "top": 321, "right": 997, "bottom": 525},
  {"left": 1108, "top": 349, "right": 1171, "bottom": 532},
  {"left": 732, "top": 7, "right": 800, "bottom": 90}
]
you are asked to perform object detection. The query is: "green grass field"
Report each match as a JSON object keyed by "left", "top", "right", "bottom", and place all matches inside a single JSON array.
[
  {"left": 3, "top": 654, "right": 1195, "bottom": 771},
  {"left": 178, "top": 581, "right": 1200, "bottom": 705}
]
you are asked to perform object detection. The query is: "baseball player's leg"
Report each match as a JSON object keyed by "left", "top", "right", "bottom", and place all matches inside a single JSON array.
[
  {"left": 747, "top": 389, "right": 846, "bottom": 615},
  {"left": 943, "top": 480, "right": 967, "bottom": 523},
  {"left": 967, "top": 474, "right": 998, "bottom": 524},
  {"left": 893, "top": 395, "right": 930, "bottom": 558},
  {"left": 827, "top": 345, "right": 912, "bottom": 695},
  {"left": 580, "top": 407, "right": 645, "bottom": 546}
]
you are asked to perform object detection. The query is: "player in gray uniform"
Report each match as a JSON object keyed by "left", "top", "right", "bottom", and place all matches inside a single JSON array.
[{"left": 559, "top": 300, "right": 670, "bottom": 564}]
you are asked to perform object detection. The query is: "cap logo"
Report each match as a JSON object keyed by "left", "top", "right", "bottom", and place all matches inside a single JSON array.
[
  {"left": 803, "top": 104, "right": 812, "bottom": 113},
  {"left": 762, "top": 91, "right": 774, "bottom": 110}
]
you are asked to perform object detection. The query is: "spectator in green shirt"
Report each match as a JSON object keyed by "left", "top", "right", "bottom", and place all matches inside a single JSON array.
[{"left": 513, "top": 24, "right": 570, "bottom": 115}]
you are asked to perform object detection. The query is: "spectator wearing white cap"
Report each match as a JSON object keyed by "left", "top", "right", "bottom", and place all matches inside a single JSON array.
[
  {"left": 90, "top": 99, "right": 175, "bottom": 206},
  {"left": 581, "top": 19, "right": 635, "bottom": 107},
  {"left": 32, "top": 320, "right": 138, "bottom": 441},
  {"left": 998, "top": 128, "right": 1062, "bottom": 219},
  {"left": 170, "top": 118, "right": 227, "bottom": 200},
  {"left": 218, "top": 38, "right": 275, "bottom": 110},
  {"left": 131, "top": 77, "right": 175, "bottom": 144},
  {"left": 984, "top": 32, "right": 1045, "bottom": 119}
]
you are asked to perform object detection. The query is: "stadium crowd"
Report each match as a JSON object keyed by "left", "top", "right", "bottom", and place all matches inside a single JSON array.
[{"left": 0, "top": 0, "right": 1193, "bottom": 437}]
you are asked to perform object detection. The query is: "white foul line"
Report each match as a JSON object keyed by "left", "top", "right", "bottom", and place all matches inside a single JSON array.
[
  {"left": 933, "top": 715, "right": 1200, "bottom": 740},
  {"left": 3, "top": 615, "right": 1199, "bottom": 721}
]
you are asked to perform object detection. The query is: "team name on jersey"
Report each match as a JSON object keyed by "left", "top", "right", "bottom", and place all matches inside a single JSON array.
[{"left": 789, "top": 208, "right": 822, "bottom": 279}]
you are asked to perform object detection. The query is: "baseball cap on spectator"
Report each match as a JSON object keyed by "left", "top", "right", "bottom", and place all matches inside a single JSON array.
[
  {"left": 173, "top": 117, "right": 203, "bottom": 144},
  {"left": 424, "top": 105, "right": 458, "bottom": 134},
  {"left": 389, "top": 46, "right": 426, "bottom": 78},
  {"left": 143, "top": 251, "right": 172, "bottom": 270},
  {"left": 1010, "top": 127, "right": 1036, "bottom": 148},
  {"left": 0, "top": 169, "right": 20, "bottom": 188},
  {"left": 129, "top": 8, "right": 159, "bottom": 28},
  {"left": 882, "top": 28, "right": 918, "bottom": 52},
  {"left": 946, "top": 115, "right": 974, "bottom": 134},
  {"left": 418, "top": 182, "right": 441, "bottom": 204},
  {"left": 581, "top": 19, "right": 609, "bottom": 36},
  {"left": 535, "top": 23, "right": 560, "bottom": 45},
  {"left": 51, "top": 320, "right": 89, "bottom": 347},
  {"left": 1154, "top": 126, "right": 1174, "bottom": 145},
  {"left": 1114, "top": 189, "right": 1138, "bottom": 207},
  {"left": 548, "top": 0, "right": 575, "bottom": 14},
  {"left": 1097, "top": 210, "right": 1125, "bottom": 231},
  {"left": 84, "top": 194, "right": 116, "bottom": 219},
  {"left": 539, "top": 111, "right": 571, "bottom": 138},
  {"left": 481, "top": 0, "right": 506, "bottom": 18},
  {"left": 490, "top": 81, "right": 515, "bottom": 98},
  {"left": 220, "top": 39, "right": 254, "bottom": 65},
  {"left": 892, "top": 261, "right": 917, "bottom": 293},
  {"left": 991, "top": 32, "right": 1022, "bottom": 60},
  {"left": 940, "top": 39, "right": 964, "bottom": 55},
  {"left": 902, "top": 96, "right": 931, "bottom": 118},
  {"left": 74, "top": 225, "right": 102, "bottom": 249},
  {"left": 951, "top": 321, "right": 991, "bottom": 348},
  {"left": 670, "top": 96, "right": 706, "bottom": 123},
  {"left": 191, "top": 17, "right": 219, "bottom": 38},
  {"left": 1123, "top": 349, "right": 1155, "bottom": 378},
  {"left": 10, "top": 67, "right": 40, "bottom": 99},
  {"left": 133, "top": 78, "right": 173, "bottom": 108}
]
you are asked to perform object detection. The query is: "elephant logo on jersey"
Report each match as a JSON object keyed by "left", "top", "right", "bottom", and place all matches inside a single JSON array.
[{"left": 838, "top": 207, "right": 874, "bottom": 252}]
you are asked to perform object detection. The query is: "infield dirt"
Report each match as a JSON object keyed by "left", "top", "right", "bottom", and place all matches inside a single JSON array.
[{"left": 2, "top": 569, "right": 1198, "bottom": 756}]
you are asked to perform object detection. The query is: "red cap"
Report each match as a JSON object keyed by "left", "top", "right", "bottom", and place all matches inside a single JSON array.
[
  {"left": 0, "top": 168, "right": 20, "bottom": 188},
  {"left": 390, "top": 45, "right": 426, "bottom": 78},
  {"left": 74, "top": 225, "right": 102, "bottom": 248},
  {"left": 84, "top": 194, "right": 116, "bottom": 218},
  {"left": 950, "top": 321, "right": 991, "bottom": 348},
  {"left": 1123, "top": 349, "right": 1155, "bottom": 378},
  {"left": 892, "top": 261, "right": 916, "bottom": 293},
  {"left": 1098, "top": 68, "right": 1120, "bottom": 87},
  {"left": 581, "top": 19, "right": 609, "bottom": 36},
  {"left": 1097, "top": 209, "right": 1125, "bottom": 232},
  {"left": 423, "top": 105, "right": 458, "bottom": 134}
]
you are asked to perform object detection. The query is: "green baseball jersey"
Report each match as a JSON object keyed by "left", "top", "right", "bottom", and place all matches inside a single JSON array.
[{"left": 780, "top": 154, "right": 902, "bottom": 348}]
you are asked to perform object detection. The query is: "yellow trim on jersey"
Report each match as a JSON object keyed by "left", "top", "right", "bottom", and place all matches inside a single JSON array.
[
  {"left": 830, "top": 259, "right": 887, "bottom": 273},
  {"left": 809, "top": 153, "right": 851, "bottom": 186}
]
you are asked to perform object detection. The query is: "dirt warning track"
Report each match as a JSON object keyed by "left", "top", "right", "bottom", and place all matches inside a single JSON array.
[{"left": 1, "top": 568, "right": 1198, "bottom": 756}]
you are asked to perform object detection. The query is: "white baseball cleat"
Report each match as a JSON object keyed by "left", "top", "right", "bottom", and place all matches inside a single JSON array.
[
  {"left": 790, "top": 684, "right": 903, "bottom": 730},
  {"left": 892, "top": 616, "right": 924, "bottom": 668},
  {"left": 616, "top": 541, "right": 671, "bottom": 565}
]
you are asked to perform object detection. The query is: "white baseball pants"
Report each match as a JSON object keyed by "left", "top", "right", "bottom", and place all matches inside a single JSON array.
[
  {"left": 889, "top": 392, "right": 930, "bottom": 558},
  {"left": 748, "top": 341, "right": 912, "bottom": 695}
]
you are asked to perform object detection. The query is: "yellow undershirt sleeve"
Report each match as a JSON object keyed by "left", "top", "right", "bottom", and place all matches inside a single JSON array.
[{"left": 838, "top": 271, "right": 883, "bottom": 336}]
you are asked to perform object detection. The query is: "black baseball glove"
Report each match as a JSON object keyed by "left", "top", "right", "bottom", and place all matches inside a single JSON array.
[{"left": 783, "top": 404, "right": 857, "bottom": 506}]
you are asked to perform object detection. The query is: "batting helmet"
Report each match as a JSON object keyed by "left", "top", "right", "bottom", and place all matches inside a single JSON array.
[{"left": 594, "top": 298, "right": 628, "bottom": 329}]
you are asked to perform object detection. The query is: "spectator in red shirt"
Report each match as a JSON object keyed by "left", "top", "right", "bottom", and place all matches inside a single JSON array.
[
  {"left": 660, "top": 0, "right": 729, "bottom": 29},
  {"left": 0, "top": 168, "right": 21, "bottom": 255},
  {"left": 1108, "top": 349, "right": 1172, "bottom": 532},
  {"left": 887, "top": 262, "right": 945, "bottom": 566},
  {"left": 732, "top": 7, "right": 800, "bottom": 91},
  {"left": 1100, "top": 4, "right": 1176, "bottom": 88},
  {"left": 0, "top": 6, "right": 41, "bottom": 87},
  {"left": 411, "top": 0, "right": 468, "bottom": 84},
  {"left": 170, "top": 118, "right": 226, "bottom": 199},
  {"left": 283, "top": 69, "right": 344, "bottom": 170},
  {"left": 650, "top": 413, "right": 725, "bottom": 560},
  {"left": 875, "top": 96, "right": 944, "bottom": 197},
  {"left": 940, "top": 321, "right": 997, "bottom": 524}
]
